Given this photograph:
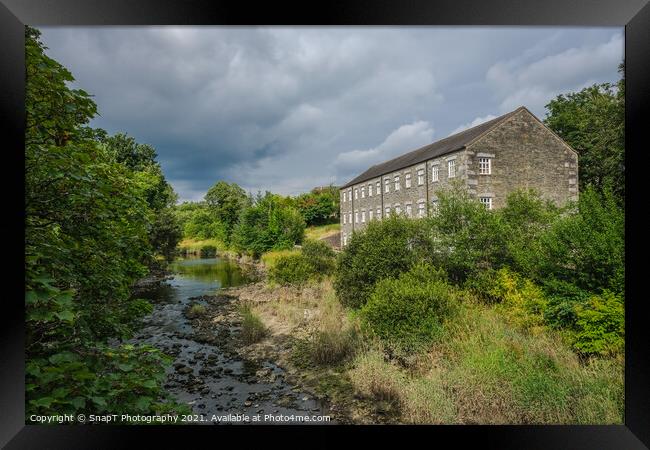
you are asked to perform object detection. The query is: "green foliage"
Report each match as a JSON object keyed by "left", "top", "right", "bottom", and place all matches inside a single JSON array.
[
  {"left": 150, "top": 207, "right": 183, "bottom": 261},
  {"left": 269, "top": 254, "right": 314, "bottom": 286},
  {"left": 572, "top": 291, "right": 624, "bottom": 356},
  {"left": 177, "top": 202, "right": 228, "bottom": 242},
  {"left": 300, "top": 239, "right": 336, "bottom": 275},
  {"left": 544, "top": 65, "right": 625, "bottom": 203},
  {"left": 25, "top": 26, "right": 180, "bottom": 418},
  {"left": 294, "top": 185, "right": 340, "bottom": 226},
  {"left": 425, "top": 182, "right": 506, "bottom": 282},
  {"left": 232, "top": 192, "right": 305, "bottom": 258},
  {"left": 537, "top": 186, "right": 624, "bottom": 294},
  {"left": 489, "top": 268, "right": 548, "bottom": 331},
  {"left": 334, "top": 215, "right": 432, "bottom": 308},
  {"left": 361, "top": 264, "right": 456, "bottom": 351},
  {"left": 541, "top": 279, "right": 592, "bottom": 330},
  {"left": 204, "top": 181, "right": 251, "bottom": 243}
]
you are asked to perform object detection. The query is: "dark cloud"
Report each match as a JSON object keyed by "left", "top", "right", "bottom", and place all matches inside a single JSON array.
[{"left": 39, "top": 26, "right": 623, "bottom": 201}]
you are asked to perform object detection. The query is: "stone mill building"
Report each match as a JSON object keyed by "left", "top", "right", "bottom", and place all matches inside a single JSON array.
[{"left": 339, "top": 106, "right": 578, "bottom": 247}]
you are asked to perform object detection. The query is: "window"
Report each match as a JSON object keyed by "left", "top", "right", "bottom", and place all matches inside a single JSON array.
[
  {"left": 395, "top": 204, "right": 401, "bottom": 215},
  {"left": 448, "top": 160, "right": 456, "bottom": 178},
  {"left": 405, "top": 173, "right": 412, "bottom": 188},
  {"left": 376, "top": 207, "right": 381, "bottom": 219},
  {"left": 376, "top": 181, "right": 381, "bottom": 193},
  {"left": 355, "top": 212, "right": 359, "bottom": 223},
  {"left": 479, "top": 157, "right": 491, "bottom": 175},
  {"left": 368, "top": 184, "right": 373, "bottom": 197},
  {"left": 431, "top": 165, "right": 439, "bottom": 182},
  {"left": 406, "top": 204, "right": 412, "bottom": 217},
  {"left": 384, "top": 178, "right": 390, "bottom": 193},
  {"left": 394, "top": 175, "right": 400, "bottom": 191},
  {"left": 385, "top": 207, "right": 391, "bottom": 217},
  {"left": 354, "top": 188, "right": 358, "bottom": 200},
  {"left": 418, "top": 202, "right": 425, "bottom": 218},
  {"left": 361, "top": 187, "right": 365, "bottom": 198},
  {"left": 417, "top": 168, "right": 424, "bottom": 185},
  {"left": 342, "top": 191, "right": 346, "bottom": 202},
  {"left": 343, "top": 233, "right": 347, "bottom": 246},
  {"left": 480, "top": 197, "right": 493, "bottom": 210},
  {"left": 369, "top": 209, "right": 374, "bottom": 221},
  {"left": 343, "top": 214, "right": 346, "bottom": 224},
  {"left": 431, "top": 199, "right": 439, "bottom": 214},
  {"left": 348, "top": 212, "right": 352, "bottom": 223},
  {"left": 361, "top": 211, "right": 366, "bottom": 223}
]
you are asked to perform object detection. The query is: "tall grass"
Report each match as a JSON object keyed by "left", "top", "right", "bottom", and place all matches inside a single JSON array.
[
  {"left": 238, "top": 304, "right": 268, "bottom": 344},
  {"left": 260, "top": 249, "right": 300, "bottom": 269},
  {"left": 305, "top": 223, "right": 340, "bottom": 241}
]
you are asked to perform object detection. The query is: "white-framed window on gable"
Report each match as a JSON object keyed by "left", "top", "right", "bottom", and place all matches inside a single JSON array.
[
  {"left": 479, "top": 157, "right": 491, "bottom": 175},
  {"left": 384, "top": 178, "right": 390, "bottom": 193},
  {"left": 417, "top": 201, "right": 425, "bottom": 218},
  {"left": 354, "top": 188, "right": 358, "bottom": 200},
  {"left": 369, "top": 209, "right": 373, "bottom": 221},
  {"left": 480, "top": 197, "right": 493, "bottom": 210},
  {"left": 361, "top": 211, "right": 366, "bottom": 223},
  {"left": 355, "top": 211, "right": 359, "bottom": 223},
  {"left": 369, "top": 184, "right": 373, "bottom": 197},
  {"left": 431, "top": 164, "right": 439, "bottom": 182},
  {"left": 361, "top": 187, "right": 365, "bottom": 198},
  {"left": 417, "top": 168, "right": 424, "bottom": 185},
  {"left": 394, "top": 175, "right": 400, "bottom": 191},
  {"left": 405, "top": 173, "right": 412, "bottom": 188},
  {"left": 385, "top": 206, "right": 391, "bottom": 217},
  {"left": 406, "top": 204, "right": 412, "bottom": 217},
  {"left": 448, "top": 160, "right": 456, "bottom": 178}
]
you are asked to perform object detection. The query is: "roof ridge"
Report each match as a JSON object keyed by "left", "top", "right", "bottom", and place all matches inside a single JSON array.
[{"left": 340, "top": 106, "right": 524, "bottom": 189}]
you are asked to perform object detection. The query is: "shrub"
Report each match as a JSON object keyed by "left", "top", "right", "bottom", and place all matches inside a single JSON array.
[
  {"left": 200, "top": 245, "right": 217, "bottom": 258},
  {"left": 301, "top": 239, "right": 336, "bottom": 275},
  {"left": 426, "top": 182, "right": 506, "bottom": 282},
  {"left": 490, "top": 268, "right": 548, "bottom": 331},
  {"left": 360, "top": 263, "right": 456, "bottom": 351},
  {"left": 239, "top": 304, "right": 267, "bottom": 344},
  {"left": 348, "top": 348, "right": 404, "bottom": 406},
  {"left": 537, "top": 186, "right": 624, "bottom": 294},
  {"left": 572, "top": 291, "right": 624, "bottom": 356},
  {"left": 541, "top": 279, "right": 592, "bottom": 329},
  {"left": 269, "top": 254, "right": 314, "bottom": 286},
  {"left": 334, "top": 215, "right": 432, "bottom": 308}
]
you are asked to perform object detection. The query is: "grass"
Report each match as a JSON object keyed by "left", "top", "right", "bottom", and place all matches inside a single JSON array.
[
  {"left": 238, "top": 303, "right": 268, "bottom": 345},
  {"left": 186, "top": 303, "right": 207, "bottom": 318},
  {"left": 260, "top": 249, "right": 300, "bottom": 269},
  {"left": 177, "top": 238, "right": 225, "bottom": 254},
  {"left": 305, "top": 223, "right": 340, "bottom": 241}
]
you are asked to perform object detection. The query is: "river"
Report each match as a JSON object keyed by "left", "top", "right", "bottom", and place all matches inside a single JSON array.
[{"left": 130, "top": 256, "right": 331, "bottom": 424}]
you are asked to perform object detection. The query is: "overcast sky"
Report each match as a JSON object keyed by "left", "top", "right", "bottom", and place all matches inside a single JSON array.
[{"left": 39, "top": 27, "right": 623, "bottom": 202}]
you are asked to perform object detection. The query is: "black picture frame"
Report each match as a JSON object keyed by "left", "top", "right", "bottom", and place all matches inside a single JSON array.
[{"left": 2, "top": 0, "right": 648, "bottom": 447}]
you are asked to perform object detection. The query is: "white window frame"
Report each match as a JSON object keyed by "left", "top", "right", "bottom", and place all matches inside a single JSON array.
[
  {"left": 385, "top": 206, "right": 391, "bottom": 217},
  {"left": 480, "top": 197, "right": 493, "bottom": 210},
  {"left": 448, "top": 160, "right": 456, "bottom": 178},
  {"left": 361, "top": 187, "right": 366, "bottom": 198},
  {"left": 342, "top": 191, "right": 346, "bottom": 202},
  {"left": 343, "top": 233, "right": 347, "bottom": 246},
  {"left": 418, "top": 202, "right": 425, "bottom": 218},
  {"left": 384, "top": 178, "right": 390, "bottom": 193},
  {"left": 394, "top": 175, "right": 400, "bottom": 191},
  {"left": 405, "top": 173, "right": 412, "bottom": 188},
  {"left": 343, "top": 214, "right": 346, "bottom": 224},
  {"left": 479, "top": 157, "right": 491, "bottom": 175},
  {"left": 431, "top": 199, "right": 439, "bottom": 214},
  {"left": 376, "top": 207, "right": 381, "bottom": 219},
  {"left": 369, "top": 209, "right": 373, "bottom": 220},
  {"left": 406, "top": 204, "right": 412, "bottom": 217},
  {"left": 368, "top": 184, "right": 373, "bottom": 197},
  {"left": 354, "top": 188, "right": 358, "bottom": 200},
  {"left": 395, "top": 204, "right": 402, "bottom": 215},
  {"left": 355, "top": 211, "right": 359, "bottom": 223},
  {"left": 376, "top": 181, "right": 381, "bottom": 193},
  {"left": 348, "top": 212, "right": 352, "bottom": 223},
  {"left": 361, "top": 211, "right": 366, "bottom": 223},
  {"left": 431, "top": 164, "right": 439, "bottom": 182},
  {"left": 417, "top": 168, "right": 424, "bottom": 186}
]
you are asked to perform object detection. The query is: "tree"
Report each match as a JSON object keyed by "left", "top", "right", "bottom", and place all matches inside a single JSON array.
[
  {"left": 294, "top": 185, "right": 340, "bottom": 226},
  {"left": 544, "top": 63, "right": 625, "bottom": 203},
  {"left": 204, "top": 181, "right": 251, "bottom": 242}
]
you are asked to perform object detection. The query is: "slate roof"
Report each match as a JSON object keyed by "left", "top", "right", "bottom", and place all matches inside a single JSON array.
[{"left": 340, "top": 106, "right": 525, "bottom": 189}]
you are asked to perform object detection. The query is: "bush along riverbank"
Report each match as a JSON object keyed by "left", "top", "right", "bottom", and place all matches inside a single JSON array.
[{"left": 203, "top": 185, "right": 624, "bottom": 425}]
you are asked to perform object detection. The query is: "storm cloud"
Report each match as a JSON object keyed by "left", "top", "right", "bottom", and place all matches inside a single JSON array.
[{"left": 39, "top": 27, "right": 623, "bottom": 201}]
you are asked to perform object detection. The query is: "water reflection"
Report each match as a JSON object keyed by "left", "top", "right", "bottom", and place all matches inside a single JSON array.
[{"left": 169, "top": 257, "right": 248, "bottom": 288}]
